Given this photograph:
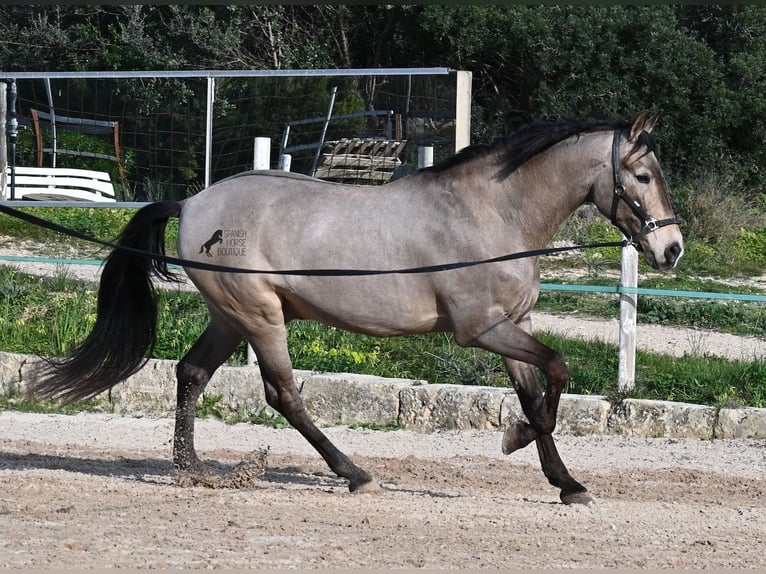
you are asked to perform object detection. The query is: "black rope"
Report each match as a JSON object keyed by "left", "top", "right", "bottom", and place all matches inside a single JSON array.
[{"left": 0, "top": 203, "right": 628, "bottom": 277}]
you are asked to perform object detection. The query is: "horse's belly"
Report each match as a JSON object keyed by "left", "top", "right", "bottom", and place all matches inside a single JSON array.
[{"left": 280, "top": 280, "right": 447, "bottom": 337}]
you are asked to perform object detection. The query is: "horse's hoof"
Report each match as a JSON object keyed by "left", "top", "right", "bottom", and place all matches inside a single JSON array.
[
  {"left": 561, "top": 490, "right": 595, "bottom": 506},
  {"left": 174, "top": 450, "right": 267, "bottom": 489},
  {"left": 175, "top": 468, "right": 219, "bottom": 488},
  {"left": 502, "top": 420, "right": 534, "bottom": 454},
  {"left": 349, "top": 479, "right": 382, "bottom": 494}
]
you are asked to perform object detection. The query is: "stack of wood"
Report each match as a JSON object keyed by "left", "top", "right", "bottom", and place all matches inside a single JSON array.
[{"left": 314, "top": 138, "right": 407, "bottom": 184}]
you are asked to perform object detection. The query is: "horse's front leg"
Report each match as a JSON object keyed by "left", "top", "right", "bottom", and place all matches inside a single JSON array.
[
  {"left": 502, "top": 357, "right": 592, "bottom": 505},
  {"left": 456, "top": 314, "right": 592, "bottom": 505}
]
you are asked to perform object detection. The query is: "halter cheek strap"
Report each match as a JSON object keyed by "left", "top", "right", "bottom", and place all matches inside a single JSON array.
[{"left": 609, "top": 128, "right": 682, "bottom": 248}]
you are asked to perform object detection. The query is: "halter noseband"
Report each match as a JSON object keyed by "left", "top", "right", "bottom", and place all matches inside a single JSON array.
[{"left": 609, "top": 128, "right": 682, "bottom": 248}]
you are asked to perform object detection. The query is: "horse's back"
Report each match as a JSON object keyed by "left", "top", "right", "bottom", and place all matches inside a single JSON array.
[
  {"left": 204, "top": 169, "right": 380, "bottom": 200},
  {"left": 216, "top": 169, "right": 331, "bottom": 187},
  {"left": 176, "top": 170, "right": 425, "bottom": 273}
]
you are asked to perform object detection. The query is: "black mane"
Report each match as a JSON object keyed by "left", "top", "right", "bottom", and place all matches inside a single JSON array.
[{"left": 425, "top": 118, "right": 647, "bottom": 180}]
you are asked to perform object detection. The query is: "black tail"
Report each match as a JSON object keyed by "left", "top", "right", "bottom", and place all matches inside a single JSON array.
[{"left": 27, "top": 201, "right": 183, "bottom": 404}]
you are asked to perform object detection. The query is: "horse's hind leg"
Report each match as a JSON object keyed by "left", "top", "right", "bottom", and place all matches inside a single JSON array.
[
  {"left": 247, "top": 322, "right": 378, "bottom": 493},
  {"left": 174, "top": 316, "right": 242, "bottom": 475}
]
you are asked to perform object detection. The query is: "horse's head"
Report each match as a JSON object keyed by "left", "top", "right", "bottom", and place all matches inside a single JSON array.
[{"left": 592, "top": 111, "right": 684, "bottom": 270}]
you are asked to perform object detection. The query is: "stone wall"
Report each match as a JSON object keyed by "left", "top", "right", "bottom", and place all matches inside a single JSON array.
[{"left": 2, "top": 351, "right": 764, "bottom": 439}]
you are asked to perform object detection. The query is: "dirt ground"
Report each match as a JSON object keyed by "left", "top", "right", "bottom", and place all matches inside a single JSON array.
[{"left": 1, "top": 411, "right": 764, "bottom": 569}]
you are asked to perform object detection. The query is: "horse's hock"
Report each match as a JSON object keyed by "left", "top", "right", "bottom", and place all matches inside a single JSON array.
[{"left": 3, "top": 351, "right": 764, "bottom": 440}]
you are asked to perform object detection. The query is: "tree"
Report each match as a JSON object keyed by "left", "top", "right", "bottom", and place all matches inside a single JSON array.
[{"left": 2, "top": 5, "right": 766, "bottom": 191}]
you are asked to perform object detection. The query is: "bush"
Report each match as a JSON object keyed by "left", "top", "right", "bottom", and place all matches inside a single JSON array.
[{"left": 672, "top": 170, "right": 766, "bottom": 276}]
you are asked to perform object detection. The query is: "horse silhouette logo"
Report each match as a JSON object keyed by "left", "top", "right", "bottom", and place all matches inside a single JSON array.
[{"left": 199, "top": 229, "right": 223, "bottom": 257}]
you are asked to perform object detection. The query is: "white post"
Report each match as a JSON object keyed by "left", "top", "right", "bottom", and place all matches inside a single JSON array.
[
  {"left": 253, "top": 137, "right": 271, "bottom": 171},
  {"left": 454, "top": 70, "right": 472, "bottom": 153},
  {"left": 278, "top": 153, "right": 292, "bottom": 172},
  {"left": 0, "top": 81, "right": 7, "bottom": 200},
  {"left": 245, "top": 138, "right": 273, "bottom": 367},
  {"left": 204, "top": 77, "right": 214, "bottom": 188},
  {"left": 618, "top": 243, "right": 638, "bottom": 391},
  {"left": 418, "top": 146, "right": 434, "bottom": 169}
]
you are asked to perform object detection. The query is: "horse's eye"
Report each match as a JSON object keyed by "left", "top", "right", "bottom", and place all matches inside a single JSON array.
[{"left": 636, "top": 174, "right": 651, "bottom": 185}]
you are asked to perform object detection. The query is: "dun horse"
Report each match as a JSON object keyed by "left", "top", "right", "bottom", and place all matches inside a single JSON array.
[{"left": 30, "top": 111, "right": 683, "bottom": 504}]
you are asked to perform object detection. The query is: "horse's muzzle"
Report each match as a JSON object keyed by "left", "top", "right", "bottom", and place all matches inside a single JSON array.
[{"left": 644, "top": 239, "right": 684, "bottom": 270}]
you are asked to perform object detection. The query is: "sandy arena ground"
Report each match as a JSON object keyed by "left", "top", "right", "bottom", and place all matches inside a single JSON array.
[{"left": 0, "top": 411, "right": 764, "bottom": 569}]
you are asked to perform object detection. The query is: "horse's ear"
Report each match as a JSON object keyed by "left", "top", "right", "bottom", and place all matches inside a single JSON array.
[{"left": 629, "top": 110, "right": 660, "bottom": 141}]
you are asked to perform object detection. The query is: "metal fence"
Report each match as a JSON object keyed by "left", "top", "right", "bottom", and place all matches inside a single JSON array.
[{"left": 2, "top": 68, "right": 470, "bottom": 203}]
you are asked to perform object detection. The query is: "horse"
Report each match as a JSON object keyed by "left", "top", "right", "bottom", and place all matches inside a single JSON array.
[{"left": 28, "top": 110, "right": 683, "bottom": 504}]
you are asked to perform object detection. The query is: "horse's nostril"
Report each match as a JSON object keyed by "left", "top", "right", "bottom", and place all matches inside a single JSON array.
[{"left": 665, "top": 242, "right": 683, "bottom": 265}]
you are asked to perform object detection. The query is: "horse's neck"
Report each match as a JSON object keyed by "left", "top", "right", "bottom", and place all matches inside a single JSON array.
[{"left": 493, "top": 135, "right": 609, "bottom": 247}]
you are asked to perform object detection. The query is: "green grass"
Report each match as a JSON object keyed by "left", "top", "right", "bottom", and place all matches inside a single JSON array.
[
  {"left": 0, "top": 392, "right": 105, "bottom": 414},
  {"left": 194, "top": 394, "right": 290, "bottom": 428},
  {"left": 0, "top": 206, "right": 179, "bottom": 256},
  {"left": 535, "top": 333, "right": 766, "bottom": 408}
]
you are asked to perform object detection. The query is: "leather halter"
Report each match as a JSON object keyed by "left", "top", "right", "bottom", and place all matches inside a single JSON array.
[{"left": 609, "top": 129, "right": 682, "bottom": 248}]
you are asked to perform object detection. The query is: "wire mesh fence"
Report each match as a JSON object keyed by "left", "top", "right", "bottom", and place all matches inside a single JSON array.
[{"left": 5, "top": 69, "right": 465, "bottom": 202}]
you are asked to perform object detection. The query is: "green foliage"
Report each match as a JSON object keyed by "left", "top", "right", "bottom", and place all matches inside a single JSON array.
[
  {"left": 154, "top": 289, "right": 222, "bottom": 361},
  {"left": 633, "top": 353, "right": 766, "bottom": 409},
  {"left": 551, "top": 208, "right": 624, "bottom": 274},
  {"left": 410, "top": 5, "right": 766, "bottom": 190},
  {"left": 537, "top": 275, "right": 766, "bottom": 339},
  {"left": 0, "top": 267, "right": 95, "bottom": 356},
  {"left": 733, "top": 228, "right": 766, "bottom": 267},
  {"left": 536, "top": 332, "right": 766, "bottom": 408},
  {"left": 348, "top": 421, "right": 401, "bottom": 431},
  {"left": 16, "top": 128, "right": 136, "bottom": 196},
  {"left": 0, "top": 208, "right": 179, "bottom": 261},
  {"left": 0, "top": 392, "right": 105, "bottom": 414},
  {"left": 246, "top": 408, "right": 290, "bottom": 429},
  {"left": 3, "top": 5, "right": 766, "bottom": 193},
  {"left": 195, "top": 392, "right": 291, "bottom": 428},
  {"left": 288, "top": 321, "right": 381, "bottom": 374},
  {"left": 577, "top": 219, "right": 624, "bottom": 269},
  {"left": 195, "top": 393, "right": 226, "bottom": 420},
  {"left": 638, "top": 296, "right": 766, "bottom": 338},
  {"left": 0, "top": 206, "right": 133, "bottom": 243}
]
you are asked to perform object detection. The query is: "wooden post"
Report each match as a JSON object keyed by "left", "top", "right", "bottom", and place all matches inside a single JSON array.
[
  {"left": 454, "top": 71, "right": 472, "bottom": 153},
  {"left": 618, "top": 243, "right": 638, "bottom": 392}
]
